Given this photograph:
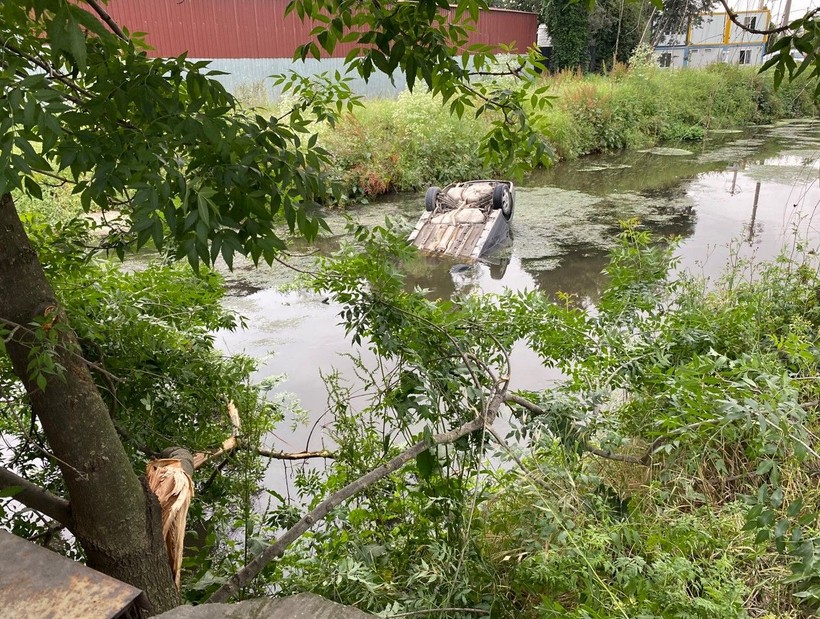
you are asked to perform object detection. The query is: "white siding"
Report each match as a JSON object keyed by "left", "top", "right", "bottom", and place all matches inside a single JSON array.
[
  {"left": 727, "top": 11, "right": 769, "bottom": 44},
  {"left": 690, "top": 14, "right": 727, "bottom": 46}
]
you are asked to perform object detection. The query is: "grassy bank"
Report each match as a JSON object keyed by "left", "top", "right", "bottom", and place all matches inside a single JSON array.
[
  {"left": 16, "top": 63, "right": 818, "bottom": 224},
  {"left": 317, "top": 63, "right": 818, "bottom": 200}
]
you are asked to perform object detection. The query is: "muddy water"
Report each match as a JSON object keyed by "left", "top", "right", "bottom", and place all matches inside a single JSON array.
[{"left": 215, "top": 120, "right": 820, "bottom": 489}]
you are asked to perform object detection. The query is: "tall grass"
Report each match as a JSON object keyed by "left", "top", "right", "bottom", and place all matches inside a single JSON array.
[
  {"left": 319, "top": 64, "right": 817, "bottom": 199},
  {"left": 317, "top": 90, "right": 493, "bottom": 199}
]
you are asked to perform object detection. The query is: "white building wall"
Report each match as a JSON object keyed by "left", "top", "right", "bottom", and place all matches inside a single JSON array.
[
  {"left": 687, "top": 47, "right": 723, "bottom": 67},
  {"left": 727, "top": 12, "right": 768, "bottom": 44},
  {"left": 689, "top": 14, "right": 727, "bottom": 46},
  {"left": 654, "top": 10, "right": 770, "bottom": 69}
]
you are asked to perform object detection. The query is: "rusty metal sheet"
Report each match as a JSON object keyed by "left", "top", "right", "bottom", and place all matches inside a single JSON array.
[
  {"left": 105, "top": 1, "right": 536, "bottom": 58},
  {"left": 0, "top": 531, "right": 146, "bottom": 619}
]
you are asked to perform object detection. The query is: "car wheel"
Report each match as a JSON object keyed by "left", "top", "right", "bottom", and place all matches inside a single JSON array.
[
  {"left": 425, "top": 186, "right": 440, "bottom": 212},
  {"left": 492, "top": 184, "right": 513, "bottom": 220}
]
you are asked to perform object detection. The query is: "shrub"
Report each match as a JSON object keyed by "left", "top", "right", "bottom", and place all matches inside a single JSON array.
[{"left": 319, "top": 90, "right": 493, "bottom": 199}]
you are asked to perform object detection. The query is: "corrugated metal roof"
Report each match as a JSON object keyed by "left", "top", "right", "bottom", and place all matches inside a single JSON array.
[
  {"left": 0, "top": 531, "right": 146, "bottom": 619},
  {"left": 105, "top": 0, "right": 536, "bottom": 58}
]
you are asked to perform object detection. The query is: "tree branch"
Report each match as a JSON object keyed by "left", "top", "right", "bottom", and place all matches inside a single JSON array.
[
  {"left": 82, "top": 0, "right": 128, "bottom": 40},
  {"left": 714, "top": 0, "right": 820, "bottom": 35},
  {"left": 207, "top": 389, "right": 507, "bottom": 603},
  {"left": 256, "top": 447, "right": 335, "bottom": 460},
  {"left": 391, "top": 609, "right": 490, "bottom": 618},
  {"left": 191, "top": 401, "right": 335, "bottom": 469},
  {"left": 0, "top": 466, "right": 74, "bottom": 530},
  {"left": 0, "top": 42, "right": 89, "bottom": 105}
]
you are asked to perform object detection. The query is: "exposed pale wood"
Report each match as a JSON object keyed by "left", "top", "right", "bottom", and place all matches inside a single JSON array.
[
  {"left": 226, "top": 401, "right": 241, "bottom": 434},
  {"left": 146, "top": 458, "right": 194, "bottom": 589},
  {"left": 193, "top": 437, "right": 238, "bottom": 470}
]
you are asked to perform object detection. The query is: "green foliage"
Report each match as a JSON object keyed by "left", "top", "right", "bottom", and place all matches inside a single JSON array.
[
  {"left": 531, "top": 65, "right": 817, "bottom": 158},
  {"left": 587, "top": 0, "right": 644, "bottom": 72},
  {"left": 318, "top": 64, "right": 815, "bottom": 198},
  {"left": 1, "top": 1, "right": 347, "bottom": 270},
  {"left": 1, "top": 216, "right": 279, "bottom": 584},
  {"left": 545, "top": 0, "right": 590, "bottom": 71},
  {"left": 320, "top": 91, "right": 493, "bottom": 196},
  {"left": 4, "top": 0, "right": 820, "bottom": 611},
  {"left": 483, "top": 477, "right": 751, "bottom": 618},
  {"left": 268, "top": 223, "right": 820, "bottom": 617},
  {"left": 760, "top": 13, "right": 820, "bottom": 98}
]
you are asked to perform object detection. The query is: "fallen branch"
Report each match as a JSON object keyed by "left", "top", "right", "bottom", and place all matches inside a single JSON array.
[
  {"left": 0, "top": 466, "right": 74, "bottom": 530},
  {"left": 505, "top": 393, "right": 729, "bottom": 466},
  {"left": 391, "top": 608, "right": 490, "bottom": 618},
  {"left": 256, "top": 447, "right": 335, "bottom": 460},
  {"left": 197, "top": 400, "right": 334, "bottom": 466},
  {"left": 207, "top": 389, "right": 506, "bottom": 603}
]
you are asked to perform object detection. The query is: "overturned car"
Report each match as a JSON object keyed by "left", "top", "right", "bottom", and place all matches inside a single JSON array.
[{"left": 408, "top": 180, "right": 514, "bottom": 260}]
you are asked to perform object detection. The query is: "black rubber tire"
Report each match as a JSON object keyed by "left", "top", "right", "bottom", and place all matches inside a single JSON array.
[
  {"left": 425, "top": 186, "right": 440, "bottom": 212},
  {"left": 492, "top": 184, "right": 513, "bottom": 220}
]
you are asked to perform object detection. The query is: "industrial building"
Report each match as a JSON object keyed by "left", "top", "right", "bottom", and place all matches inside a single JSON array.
[{"left": 654, "top": 9, "right": 771, "bottom": 68}]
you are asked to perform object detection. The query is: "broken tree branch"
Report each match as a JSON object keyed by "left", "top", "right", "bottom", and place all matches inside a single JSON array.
[
  {"left": 0, "top": 466, "right": 74, "bottom": 530},
  {"left": 207, "top": 389, "right": 507, "bottom": 603},
  {"left": 504, "top": 393, "right": 731, "bottom": 466},
  {"left": 193, "top": 437, "right": 239, "bottom": 470},
  {"left": 256, "top": 447, "right": 335, "bottom": 460},
  {"left": 192, "top": 401, "right": 335, "bottom": 468}
]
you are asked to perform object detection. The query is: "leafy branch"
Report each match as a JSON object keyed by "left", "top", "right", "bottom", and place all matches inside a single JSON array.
[{"left": 208, "top": 386, "right": 507, "bottom": 602}]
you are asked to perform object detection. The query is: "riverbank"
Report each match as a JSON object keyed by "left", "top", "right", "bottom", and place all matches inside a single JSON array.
[{"left": 315, "top": 63, "right": 818, "bottom": 201}]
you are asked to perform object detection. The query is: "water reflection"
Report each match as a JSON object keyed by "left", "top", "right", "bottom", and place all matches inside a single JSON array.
[{"left": 216, "top": 121, "right": 820, "bottom": 482}]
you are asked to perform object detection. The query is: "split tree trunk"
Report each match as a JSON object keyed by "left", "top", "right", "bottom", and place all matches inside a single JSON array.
[{"left": 0, "top": 193, "right": 179, "bottom": 613}]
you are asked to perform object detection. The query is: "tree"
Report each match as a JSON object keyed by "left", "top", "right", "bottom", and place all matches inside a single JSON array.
[
  {"left": 0, "top": 0, "right": 549, "bottom": 613},
  {"left": 588, "top": 0, "right": 646, "bottom": 71},
  {"left": 650, "top": 0, "right": 717, "bottom": 45},
  {"left": 544, "top": 0, "right": 592, "bottom": 71}
]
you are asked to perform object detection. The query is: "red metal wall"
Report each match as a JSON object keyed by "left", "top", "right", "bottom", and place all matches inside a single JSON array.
[{"left": 105, "top": 1, "right": 536, "bottom": 58}]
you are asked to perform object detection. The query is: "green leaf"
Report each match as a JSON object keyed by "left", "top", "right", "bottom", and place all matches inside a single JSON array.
[
  {"left": 47, "top": 6, "right": 87, "bottom": 71},
  {"left": 23, "top": 176, "right": 43, "bottom": 200},
  {"left": 197, "top": 192, "right": 211, "bottom": 227},
  {"left": 0, "top": 486, "right": 23, "bottom": 498},
  {"left": 415, "top": 449, "right": 436, "bottom": 479}
]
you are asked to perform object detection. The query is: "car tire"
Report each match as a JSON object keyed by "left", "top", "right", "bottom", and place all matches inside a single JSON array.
[
  {"left": 425, "top": 186, "right": 440, "bottom": 212},
  {"left": 492, "top": 184, "right": 513, "bottom": 220}
]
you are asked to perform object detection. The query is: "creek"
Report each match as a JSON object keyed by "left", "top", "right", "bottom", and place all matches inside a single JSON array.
[{"left": 214, "top": 120, "right": 820, "bottom": 492}]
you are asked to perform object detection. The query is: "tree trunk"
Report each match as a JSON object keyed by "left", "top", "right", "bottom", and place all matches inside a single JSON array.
[{"left": 0, "top": 193, "right": 179, "bottom": 613}]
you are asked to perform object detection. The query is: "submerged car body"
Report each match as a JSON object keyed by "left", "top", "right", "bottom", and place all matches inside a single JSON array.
[{"left": 408, "top": 180, "right": 515, "bottom": 260}]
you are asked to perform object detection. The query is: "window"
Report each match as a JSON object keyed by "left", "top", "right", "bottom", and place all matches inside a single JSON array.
[
  {"left": 658, "top": 52, "right": 673, "bottom": 67},
  {"left": 744, "top": 16, "right": 757, "bottom": 30},
  {"left": 739, "top": 49, "right": 752, "bottom": 65}
]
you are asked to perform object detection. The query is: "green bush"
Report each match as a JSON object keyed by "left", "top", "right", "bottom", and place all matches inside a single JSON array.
[
  {"left": 268, "top": 225, "right": 820, "bottom": 618},
  {"left": 319, "top": 90, "right": 493, "bottom": 199}
]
